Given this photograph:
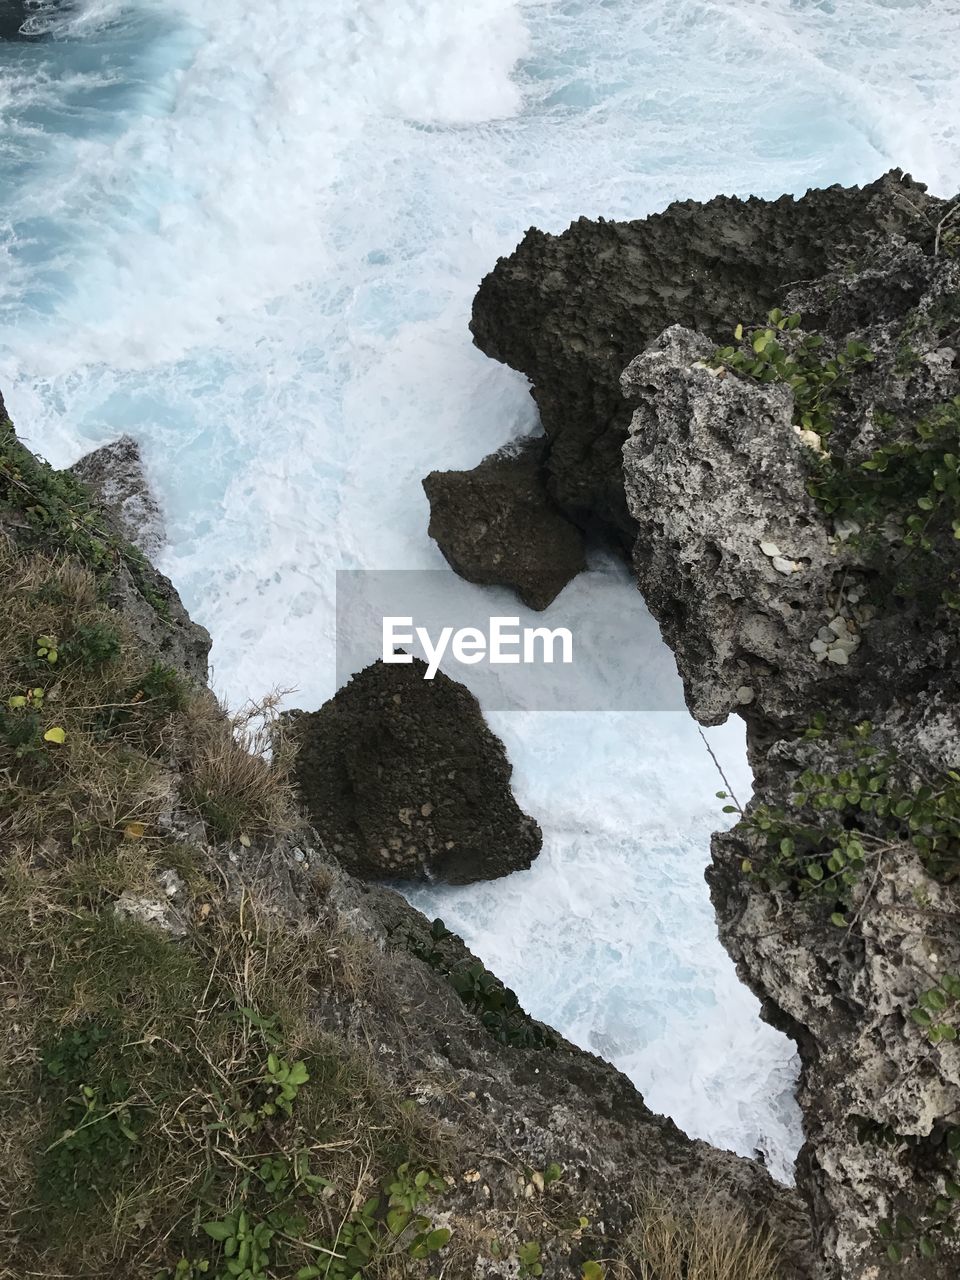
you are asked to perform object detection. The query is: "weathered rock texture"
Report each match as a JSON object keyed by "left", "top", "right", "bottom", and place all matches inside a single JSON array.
[
  {"left": 70, "top": 434, "right": 166, "bottom": 560},
  {"left": 287, "top": 656, "right": 543, "bottom": 883},
  {"left": 0, "top": 402, "right": 209, "bottom": 684},
  {"left": 622, "top": 236, "right": 960, "bottom": 1278},
  {"left": 1, "top": 410, "right": 814, "bottom": 1278},
  {"left": 469, "top": 171, "right": 948, "bottom": 562},
  {"left": 423, "top": 436, "right": 585, "bottom": 610}
]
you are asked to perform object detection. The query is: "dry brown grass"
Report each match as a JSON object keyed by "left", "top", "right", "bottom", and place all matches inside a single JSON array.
[
  {"left": 183, "top": 688, "right": 299, "bottom": 841},
  {"left": 614, "top": 1180, "right": 783, "bottom": 1280},
  {"left": 0, "top": 540, "right": 444, "bottom": 1277}
]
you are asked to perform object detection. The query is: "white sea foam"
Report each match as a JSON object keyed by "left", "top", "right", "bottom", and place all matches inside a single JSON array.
[{"left": 3, "top": 0, "right": 960, "bottom": 1181}]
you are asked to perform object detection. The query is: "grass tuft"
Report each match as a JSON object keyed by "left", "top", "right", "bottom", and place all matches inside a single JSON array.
[{"left": 617, "top": 1181, "right": 782, "bottom": 1280}]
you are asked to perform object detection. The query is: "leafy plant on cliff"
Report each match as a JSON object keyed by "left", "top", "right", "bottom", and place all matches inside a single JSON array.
[
  {"left": 729, "top": 720, "right": 960, "bottom": 922},
  {"left": 912, "top": 973, "right": 960, "bottom": 1044},
  {"left": 403, "top": 918, "right": 557, "bottom": 1050},
  {"left": 0, "top": 413, "right": 171, "bottom": 619},
  {"left": 712, "top": 308, "right": 875, "bottom": 439},
  {"left": 808, "top": 397, "right": 960, "bottom": 609},
  {"left": 853, "top": 1120, "right": 960, "bottom": 1264},
  {"left": 715, "top": 310, "right": 960, "bottom": 609}
]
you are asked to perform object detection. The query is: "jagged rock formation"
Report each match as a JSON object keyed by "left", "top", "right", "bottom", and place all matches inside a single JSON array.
[
  {"left": 286, "top": 656, "right": 543, "bottom": 883},
  {"left": 70, "top": 434, "right": 166, "bottom": 560},
  {"left": 231, "top": 836, "right": 814, "bottom": 1279},
  {"left": 0, "top": 412, "right": 813, "bottom": 1277},
  {"left": 423, "top": 436, "right": 585, "bottom": 610},
  {"left": 0, "top": 403, "right": 209, "bottom": 683},
  {"left": 456, "top": 172, "right": 949, "bottom": 589},
  {"left": 621, "top": 235, "right": 960, "bottom": 1278}
]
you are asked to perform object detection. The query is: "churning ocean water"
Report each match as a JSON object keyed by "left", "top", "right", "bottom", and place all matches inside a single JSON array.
[{"left": 3, "top": 0, "right": 960, "bottom": 1182}]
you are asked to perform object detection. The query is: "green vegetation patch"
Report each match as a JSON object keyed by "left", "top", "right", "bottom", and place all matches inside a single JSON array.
[{"left": 0, "top": 412, "right": 170, "bottom": 618}]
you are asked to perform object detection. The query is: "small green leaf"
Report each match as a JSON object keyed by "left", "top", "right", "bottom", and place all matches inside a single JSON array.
[{"left": 202, "top": 1221, "right": 234, "bottom": 1242}]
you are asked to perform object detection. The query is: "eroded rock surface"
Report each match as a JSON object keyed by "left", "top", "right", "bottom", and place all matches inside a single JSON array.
[
  {"left": 0, "top": 413, "right": 814, "bottom": 1279},
  {"left": 70, "top": 434, "right": 166, "bottom": 560},
  {"left": 622, "top": 240, "right": 960, "bottom": 1277},
  {"left": 423, "top": 436, "right": 585, "bottom": 610},
  {"left": 287, "top": 656, "right": 542, "bottom": 883},
  {"left": 471, "top": 171, "right": 947, "bottom": 554},
  {"left": 0, "top": 406, "right": 209, "bottom": 684}
]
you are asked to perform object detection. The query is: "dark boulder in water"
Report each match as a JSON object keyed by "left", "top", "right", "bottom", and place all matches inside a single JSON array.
[
  {"left": 423, "top": 435, "right": 585, "bottom": 611},
  {"left": 466, "top": 170, "right": 948, "bottom": 555},
  {"left": 286, "top": 657, "right": 542, "bottom": 883}
]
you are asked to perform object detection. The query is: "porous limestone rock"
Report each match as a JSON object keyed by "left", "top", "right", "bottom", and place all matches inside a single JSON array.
[
  {"left": 423, "top": 436, "right": 585, "bottom": 610},
  {"left": 470, "top": 171, "right": 948, "bottom": 554},
  {"left": 621, "top": 241, "right": 960, "bottom": 1278},
  {"left": 286, "top": 656, "right": 543, "bottom": 883}
]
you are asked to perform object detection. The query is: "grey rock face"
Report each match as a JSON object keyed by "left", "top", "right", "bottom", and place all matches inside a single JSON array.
[
  {"left": 621, "top": 325, "right": 841, "bottom": 728},
  {"left": 621, "top": 243, "right": 960, "bottom": 1278},
  {"left": 68, "top": 435, "right": 209, "bottom": 684},
  {"left": 70, "top": 434, "right": 166, "bottom": 559},
  {"left": 423, "top": 437, "right": 586, "bottom": 610},
  {"left": 286, "top": 656, "right": 543, "bottom": 883}
]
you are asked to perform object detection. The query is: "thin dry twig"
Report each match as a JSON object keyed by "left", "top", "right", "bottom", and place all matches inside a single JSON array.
[{"left": 697, "top": 725, "right": 745, "bottom": 815}]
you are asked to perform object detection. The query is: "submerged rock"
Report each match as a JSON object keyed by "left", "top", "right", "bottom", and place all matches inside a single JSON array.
[
  {"left": 70, "top": 434, "right": 166, "bottom": 559},
  {"left": 0, "top": 1, "right": 60, "bottom": 39},
  {"left": 287, "top": 656, "right": 542, "bottom": 883},
  {"left": 470, "top": 171, "right": 948, "bottom": 557},
  {"left": 621, "top": 238, "right": 960, "bottom": 1277},
  {"left": 0, "top": 2, "right": 29, "bottom": 38},
  {"left": 423, "top": 436, "right": 585, "bottom": 610}
]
